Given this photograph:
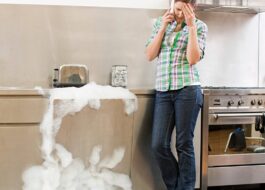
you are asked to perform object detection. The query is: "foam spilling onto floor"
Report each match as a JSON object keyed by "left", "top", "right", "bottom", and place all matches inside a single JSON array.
[{"left": 22, "top": 82, "right": 138, "bottom": 190}]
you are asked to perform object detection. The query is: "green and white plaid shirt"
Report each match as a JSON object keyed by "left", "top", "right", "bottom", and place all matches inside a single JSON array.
[{"left": 146, "top": 17, "right": 208, "bottom": 91}]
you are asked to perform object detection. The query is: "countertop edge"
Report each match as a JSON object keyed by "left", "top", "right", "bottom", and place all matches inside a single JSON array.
[{"left": 0, "top": 88, "right": 155, "bottom": 96}]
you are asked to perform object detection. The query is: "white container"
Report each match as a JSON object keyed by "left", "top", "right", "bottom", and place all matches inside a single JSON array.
[{"left": 111, "top": 65, "right": 128, "bottom": 87}]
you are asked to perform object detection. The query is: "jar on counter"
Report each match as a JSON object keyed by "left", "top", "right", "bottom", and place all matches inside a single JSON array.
[{"left": 111, "top": 65, "right": 128, "bottom": 88}]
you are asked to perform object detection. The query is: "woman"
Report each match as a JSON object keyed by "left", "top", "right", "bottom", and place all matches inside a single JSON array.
[{"left": 145, "top": 0, "right": 207, "bottom": 190}]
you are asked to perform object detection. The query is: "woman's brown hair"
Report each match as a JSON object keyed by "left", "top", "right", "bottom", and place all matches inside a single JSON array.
[{"left": 174, "top": 0, "right": 196, "bottom": 6}]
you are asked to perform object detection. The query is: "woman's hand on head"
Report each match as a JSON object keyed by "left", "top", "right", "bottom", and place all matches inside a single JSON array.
[
  {"left": 182, "top": 3, "right": 196, "bottom": 27},
  {"left": 161, "top": 10, "right": 174, "bottom": 30}
]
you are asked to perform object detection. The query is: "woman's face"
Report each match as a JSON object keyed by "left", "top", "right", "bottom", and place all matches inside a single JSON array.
[{"left": 173, "top": 1, "right": 193, "bottom": 21}]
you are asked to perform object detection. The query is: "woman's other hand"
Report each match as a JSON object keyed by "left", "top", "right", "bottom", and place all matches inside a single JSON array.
[
  {"left": 182, "top": 3, "right": 196, "bottom": 28},
  {"left": 183, "top": 3, "right": 201, "bottom": 65}
]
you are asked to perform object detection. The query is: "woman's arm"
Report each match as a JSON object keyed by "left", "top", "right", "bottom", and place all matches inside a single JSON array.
[
  {"left": 145, "top": 11, "right": 174, "bottom": 62},
  {"left": 187, "top": 26, "right": 201, "bottom": 65},
  {"left": 182, "top": 4, "right": 201, "bottom": 65},
  {"left": 145, "top": 28, "right": 166, "bottom": 61}
]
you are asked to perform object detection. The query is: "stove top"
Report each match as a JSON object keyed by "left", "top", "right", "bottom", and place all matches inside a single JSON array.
[
  {"left": 202, "top": 87, "right": 265, "bottom": 111},
  {"left": 202, "top": 87, "right": 265, "bottom": 96}
]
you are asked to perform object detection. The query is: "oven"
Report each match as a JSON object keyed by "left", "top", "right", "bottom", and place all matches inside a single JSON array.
[{"left": 200, "top": 88, "right": 265, "bottom": 189}]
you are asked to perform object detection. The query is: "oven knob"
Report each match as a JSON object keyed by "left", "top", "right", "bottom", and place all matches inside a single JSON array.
[
  {"left": 238, "top": 100, "right": 244, "bottom": 106},
  {"left": 251, "top": 100, "right": 256, "bottom": 105},
  {"left": 258, "top": 100, "right": 263, "bottom": 105},
  {"left": 228, "top": 100, "right": 234, "bottom": 106}
]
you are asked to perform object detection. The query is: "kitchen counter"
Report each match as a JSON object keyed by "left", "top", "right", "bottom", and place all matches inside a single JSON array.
[
  {"left": 0, "top": 88, "right": 155, "bottom": 96},
  {"left": 0, "top": 88, "right": 154, "bottom": 189},
  {"left": 0, "top": 88, "right": 167, "bottom": 190},
  {"left": 0, "top": 88, "right": 44, "bottom": 96},
  {"left": 130, "top": 89, "right": 155, "bottom": 95},
  {"left": 0, "top": 89, "right": 136, "bottom": 189},
  {"left": 0, "top": 87, "right": 204, "bottom": 190}
]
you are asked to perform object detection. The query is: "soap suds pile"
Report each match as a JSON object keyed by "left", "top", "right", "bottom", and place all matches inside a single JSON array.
[{"left": 23, "top": 82, "right": 138, "bottom": 190}]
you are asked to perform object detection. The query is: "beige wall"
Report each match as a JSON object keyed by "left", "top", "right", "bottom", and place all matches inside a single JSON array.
[
  {"left": 0, "top": 4, "right": 262, "bottom": 88},
  {"left": 0, "top": 4, "right": 160, "bottom": 88},
  {"left": 259, "top": 13, "right": 265, "bottom": 87},
  {"left": 0, "top": 0, "right": 169, "bottom": 9},
  {"left": 197, "top": 11, "right": 259, "bottom": 87}
]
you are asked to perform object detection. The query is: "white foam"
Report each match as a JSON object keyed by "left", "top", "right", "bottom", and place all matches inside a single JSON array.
[
  {"left": 99, "top": 147, "right": 125, "bottom": 169},
  {"left": 34, "top": 86, "right": 46, "bottom": 96},
  {"left": 22, "top": 82, "right": 137, "bottom": 190}
]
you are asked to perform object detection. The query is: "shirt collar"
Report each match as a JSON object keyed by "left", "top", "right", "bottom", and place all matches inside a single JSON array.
[
  {"left": 168, "top": 18, "right": 197, "bottom": 33},
  {"left": 168, "top": 20, "right": 186, "bottom": 33}
]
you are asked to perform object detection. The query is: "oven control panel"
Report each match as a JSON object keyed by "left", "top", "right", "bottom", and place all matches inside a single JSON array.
[{"left": 208, "top": 95, "right": 265, "bottom": 112}]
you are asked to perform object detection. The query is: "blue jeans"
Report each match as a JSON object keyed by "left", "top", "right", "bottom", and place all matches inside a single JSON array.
[{"left": 151, "top": 85, "right": 203, "bottom": 190}]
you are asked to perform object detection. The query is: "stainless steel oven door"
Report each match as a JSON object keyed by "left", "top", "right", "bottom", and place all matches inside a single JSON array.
[
  {"left": 208, "top": 112, "right": 265, "bottom": 167},
  {"left": 209, "top": 113, "right": 262, "bottom": 125}
]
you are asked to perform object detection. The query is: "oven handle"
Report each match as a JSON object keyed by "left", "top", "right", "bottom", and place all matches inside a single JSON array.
[{"left": 214, "top": 113, "right": 264, "bottom": 119}]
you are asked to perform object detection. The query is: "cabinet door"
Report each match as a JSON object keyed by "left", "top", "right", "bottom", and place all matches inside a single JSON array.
[
  {"left": 0, "top": 97, "right": 47, "bottom": 123},
  {"left": 56, "top": 99, "right": 134, "bottom": 175},
  {"left": 131, "top": 96, "right": 201, "bottom": 189},
  {"left": 0, "top": 96, "right": 47, "bottom": 189},
  {"left": 131, "top": 96, "right": 166, "bottom": 190},
  {"left": 0, "top": 125, "right": 42, "bottom": 190}
]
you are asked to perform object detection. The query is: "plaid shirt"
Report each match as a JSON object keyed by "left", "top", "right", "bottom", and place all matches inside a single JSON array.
[{"left": 146, "top": 17, "right": 208, "bottom": 91}]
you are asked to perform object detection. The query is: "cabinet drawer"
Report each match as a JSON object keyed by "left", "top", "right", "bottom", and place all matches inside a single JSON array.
[{"left": 0, "top": 97, "right": 47, "bottom": 124}]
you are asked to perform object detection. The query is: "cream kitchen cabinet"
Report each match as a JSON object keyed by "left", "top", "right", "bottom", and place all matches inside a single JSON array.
[
  {"left": 130, "top": 91, "right": 166, "bottom": 190},
  {"left": 0, "top": 89, "right": 201, "bottom": 190},
  {"left": 0, "top": 90, "right": 134, "bottom": 189},
  {"left": 0, "top": 90, "right": 47, "bottom": 190},
  {"left": 55, "top": 99, "right": 134, "bottom": 175},
  {"left": 131, "top": 90, "right": 201, "bottom": 190}
]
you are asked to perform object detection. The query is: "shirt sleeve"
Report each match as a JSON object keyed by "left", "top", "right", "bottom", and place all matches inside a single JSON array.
[
  {"left": 197, "top": 22, "right": 208, "bottom": 60},
  {"left": 145, "top": 17, "right": 162, "bottom": 47}
]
